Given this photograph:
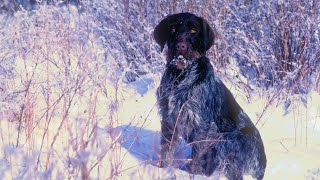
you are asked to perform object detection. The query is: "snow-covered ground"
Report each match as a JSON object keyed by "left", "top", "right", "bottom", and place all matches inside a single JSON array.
[
  {"left": 106, "top": 77, "right": 320, "bottom": 180},
  {"left": 0, "top": 74, "right": 319, "bottom": 179}
]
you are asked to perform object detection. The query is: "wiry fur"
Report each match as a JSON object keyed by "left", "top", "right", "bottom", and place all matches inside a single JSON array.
[{"left": 154, "top": 13, "right": 267, "bottom": 179}]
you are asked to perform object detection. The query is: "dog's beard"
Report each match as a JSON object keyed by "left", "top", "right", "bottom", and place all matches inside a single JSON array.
[
  {"left": 170, "top": 51, "right": 202, "bottom": 70},
  {"left": 172, "top": 55, "right": 187, "bottom": 69}
]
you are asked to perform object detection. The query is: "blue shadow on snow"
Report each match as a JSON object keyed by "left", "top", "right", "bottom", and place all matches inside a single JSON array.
[{"left": 113, "top": 125, "right": 191, "bottom": 170}]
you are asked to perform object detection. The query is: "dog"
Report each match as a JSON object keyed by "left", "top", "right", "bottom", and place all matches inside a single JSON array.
[{"left": 154, "top": 13, "right": 267, "bottom": 179}]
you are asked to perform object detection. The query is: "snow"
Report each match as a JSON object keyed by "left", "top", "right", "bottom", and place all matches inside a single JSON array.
[
  {"left": 100, "top": 78, "right": 320, "bottom": 179},
  {"left": 0, "top": 73, "right": 319, "bottom": 179}
]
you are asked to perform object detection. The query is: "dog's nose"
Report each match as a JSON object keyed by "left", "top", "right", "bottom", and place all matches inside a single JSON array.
[{"left": 176, "top": 41, "right": 187, "bottom": 52}]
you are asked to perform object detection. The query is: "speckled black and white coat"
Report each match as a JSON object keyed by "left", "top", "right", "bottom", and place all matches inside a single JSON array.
[{"left": 154, "top": 13, "right": 267, "bottom": 180}]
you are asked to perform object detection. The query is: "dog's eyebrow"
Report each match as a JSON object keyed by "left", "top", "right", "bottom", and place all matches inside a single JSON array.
[
  {"left": 169, "top": 20, "right": 200, "bottom": 30},
  {"left": 169, "top": 21, "right": 181, "bottom": 26},
  {"left": 186, "top": 20, "right": 200, "bottom": 28}
]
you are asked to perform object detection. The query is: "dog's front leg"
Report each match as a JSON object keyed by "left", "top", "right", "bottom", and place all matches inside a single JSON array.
[
  {"left": 187, "top": 140, "right": 217, "bottom": 176},
  {"left": 159, "top": 120, "right": 179, "bottom": 167}
]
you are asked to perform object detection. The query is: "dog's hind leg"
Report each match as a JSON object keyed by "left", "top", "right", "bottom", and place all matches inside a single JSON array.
[{"left": 252, "top": 167, "right": 265, "bottom": 180}]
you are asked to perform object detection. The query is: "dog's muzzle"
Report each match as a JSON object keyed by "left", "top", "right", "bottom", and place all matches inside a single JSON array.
[{"left": 171, "top": 55, "right": 188, "bottom": 69}]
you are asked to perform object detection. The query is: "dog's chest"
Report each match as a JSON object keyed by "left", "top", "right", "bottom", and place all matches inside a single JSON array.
[{"left": 167, "top": 83, "right": 202, "bottom": 137}]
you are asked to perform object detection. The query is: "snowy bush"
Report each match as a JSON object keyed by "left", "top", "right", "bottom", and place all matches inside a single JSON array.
[{"left": 0, "top": 4, "right": 119, "bottom": 179}]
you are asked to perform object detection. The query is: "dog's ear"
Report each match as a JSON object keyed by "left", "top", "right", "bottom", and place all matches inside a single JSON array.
[
  {"left": 198, "top": 17, "right": 215, "bottom": 52},
  {"left": 154, "top": 16, "right": 171, "bottom": 52}
]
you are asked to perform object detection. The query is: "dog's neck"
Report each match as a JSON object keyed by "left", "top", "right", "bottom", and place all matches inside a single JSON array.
[{"left": 165, "top": 56, "right": 210, "bottom": 88}]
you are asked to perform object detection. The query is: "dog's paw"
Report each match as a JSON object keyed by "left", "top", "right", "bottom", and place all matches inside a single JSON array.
[
  {"left": 157, "top": 160, "right": 167, "bottom": 168},
  {"left": 158, "top": 159, "right": 172, "bottom": 168},
  {"left": 184, "top": 161, "right": 200, "bottom": 174}
]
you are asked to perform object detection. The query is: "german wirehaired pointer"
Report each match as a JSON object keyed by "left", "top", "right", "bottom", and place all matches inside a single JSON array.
[{"left": 154, "top": 13, "right": 267, "bottom": 179}]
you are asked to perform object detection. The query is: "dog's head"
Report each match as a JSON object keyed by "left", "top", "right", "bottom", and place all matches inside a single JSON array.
[{"left": 154, "top": 13, "right": 214, "bottom": 69}]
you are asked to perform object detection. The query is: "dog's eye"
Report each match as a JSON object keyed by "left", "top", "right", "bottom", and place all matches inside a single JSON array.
[
  {"left": 190, "top": 27, "right": 197, "bottom": 33},
  {"left": 171, "top": 27, "right": 176, "bottom": 33}
]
